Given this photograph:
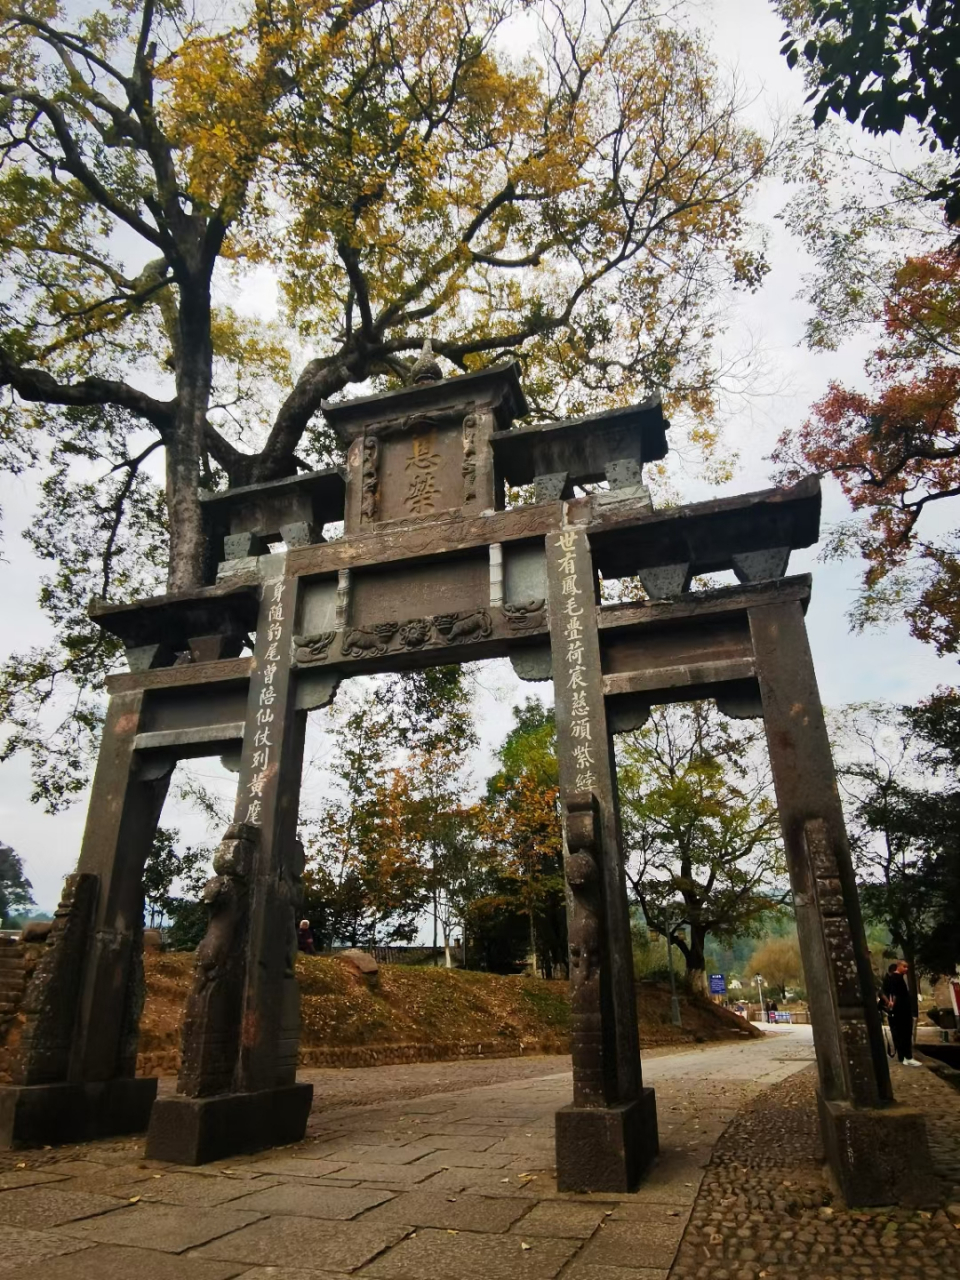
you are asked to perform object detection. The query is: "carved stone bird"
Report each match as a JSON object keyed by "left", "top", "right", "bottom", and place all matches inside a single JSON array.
[{"left": 408, "top": 338, "right": 443, "bottom": 385}]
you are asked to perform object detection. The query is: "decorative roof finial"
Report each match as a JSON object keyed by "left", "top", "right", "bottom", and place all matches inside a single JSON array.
[{"left": 408, "top": 338, "right": 443, "bottom": 386}]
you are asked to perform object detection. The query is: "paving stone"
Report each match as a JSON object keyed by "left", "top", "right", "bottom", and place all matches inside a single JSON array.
[
  {"left": 0, "top": 1186, "right": 126, "bottom": 1228},
  {"left": 58, "top": 1202, "right": 264, "bottom": 1253},
  {"left": 29, "top": 1243, "right": 247, "bottom": 1279},
  {"left": 233, "top": 1158, "right": 347, "bottom": 1178},
  {"left": 140, "top": 1173, "right": 283, "bottom": 1207},
  {"left": 409, "top": 1134, "right": 499, "bottom": 1152},
  {"left": 325, "top": 1144, "right": 440, "bottom": 1165},
  {"left": 362, "top": 1190, "right": 529, "bottom": 1232},
  {"left": 337, "top": 1161, "right": 439, "bottom": 1186},
  {"left": 235, "top": 1271, "right": 352, "bottom": 1280},
  {"left": 53, "top": 1165, "right": 164, "bottom": 1197},
  {"left": 227, "top": 1183, "right": 393, "bottom": 1219},
  {"left": 422, "top": 1148, "right": 516, "bottom": 1169},
  {"left": 561, "top": 1266, "right": 669, "bottom": 1280},
  {"left": 0, "top": 1168, "right": 67, "bottom": 1190},
  {"left": 574, "top": 1219, "right": 685, "bottom": 1271},
  {"left": 0, "top": 1222, "right": 92, "bottom": 1270},
  {"left": 607, "top": 1203, "right": 690, "bottom": 1225},
  {"left": 509, "top": 1200, "right": 609, "bottom": 1238},
  {"left": 359, "top": 1226, "right": 579, "bottom": 1279},
  {"left": 195, "top": 1216, "right": 408, "bottom": 1270}
]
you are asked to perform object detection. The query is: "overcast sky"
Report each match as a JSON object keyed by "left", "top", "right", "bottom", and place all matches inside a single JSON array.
[{"left": 1, "top": 0, "right": 955, "bottom": 913}]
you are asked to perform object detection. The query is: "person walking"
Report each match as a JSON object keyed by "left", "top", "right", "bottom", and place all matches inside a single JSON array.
[
  {"left": 881, "top": 960, "right": 922, "bottom": 1066},
  {"left": 297, "top": 919, "right": 316, "bottom": 955}
]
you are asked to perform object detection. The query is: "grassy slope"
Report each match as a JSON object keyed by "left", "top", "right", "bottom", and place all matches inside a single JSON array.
[{"left": 139, "top": 952, "right": 758, "bottom": 1058}]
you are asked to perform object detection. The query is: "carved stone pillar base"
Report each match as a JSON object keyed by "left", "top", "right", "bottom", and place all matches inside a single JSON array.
[
  {"left": 145, "top": 1082, "right": 313, "bottom": 1165},
  {"left": 817, "top": 1092, "right": 940, "bottom": 1207},
  {"left": 0, "top": 1078, "right": 157, "bottom": 1149},
  {"left": 555, "top": 1089, "right": 658, "bottom": 1193}
]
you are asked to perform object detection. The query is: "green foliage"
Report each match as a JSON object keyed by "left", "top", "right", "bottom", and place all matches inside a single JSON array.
[
  {"left": 475, "top": 698, "right": 566, "bottom": 977},
  {"left": 831, "top": 698, "right": 960, "bottom": 977},
  {"left": 617, "top": 701, "right": 787, "bottom": 990},
  {"left": 0, "top": 841, "right": 33, "bottom": 925},
  {"left": 142, "top": 825, "right": 210, "bottom": 930},
  {"left": 0, "top": 0, "right": 774, "bottom": 809},
  {"left": 776, "top": 0, "right": 960, "bottom": 221},
  {"left": 303, "top": 668, "right": 478, "bottom": 954}
]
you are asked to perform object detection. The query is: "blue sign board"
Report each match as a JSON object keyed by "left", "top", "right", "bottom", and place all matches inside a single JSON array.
[{"left": 709, "top": 973, "right": 726, "bottom": 995}]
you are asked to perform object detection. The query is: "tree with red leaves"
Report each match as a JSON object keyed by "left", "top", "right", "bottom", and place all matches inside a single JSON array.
[{"left": 772, "top": 245, "right": 960, "bottom": 653}]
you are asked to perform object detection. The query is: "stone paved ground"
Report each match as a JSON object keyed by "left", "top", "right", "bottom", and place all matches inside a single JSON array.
[
  {"left": 0, "top": 1030, "right": 954, "bottom": 1280},
  {"left": 671, "top": 1057, "right": 960, "bottom": 1280},
  {"left": 0, "top": 1036, "right": 811, "bottom": 1279}
]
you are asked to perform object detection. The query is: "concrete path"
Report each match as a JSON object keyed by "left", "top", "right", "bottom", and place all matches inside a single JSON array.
[{"left": 0, "top": 1030, "right": 816, "bottom": 1280}]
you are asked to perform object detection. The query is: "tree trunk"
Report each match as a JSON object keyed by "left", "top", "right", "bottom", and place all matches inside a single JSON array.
[
  {"left": 685, "top": 923, "right": 708, "bottom": 995},
  {"left": 166, "top": 283, "right": 213, "bottom": 592}
]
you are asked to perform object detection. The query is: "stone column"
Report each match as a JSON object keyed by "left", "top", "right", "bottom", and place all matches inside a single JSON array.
[
  {"left": 547, "top": 519, "right": 658, "bottom": 1192},
  {"left": 750, "top": 600, "right": 936, "bottom": 1206},
  {"left": 0, "top": 691, "right": 164, "bottom": 1147},
  {"left": 146, "top": 555, "right": 312, "bottom": 1163}
]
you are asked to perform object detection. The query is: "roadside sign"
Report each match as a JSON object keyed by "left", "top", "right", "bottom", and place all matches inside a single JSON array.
[{"left": 709, "top": 973, "right": 726, "bottom": 995}]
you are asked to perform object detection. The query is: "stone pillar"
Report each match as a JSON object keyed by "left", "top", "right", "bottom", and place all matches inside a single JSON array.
[
  {"left": 0, "top": 691, "right": 164, "bottom": 1147},
  {"left": 547, "top": 520, "right": 658, "bottom": 1192},
  {"left": 750, "top": 600, "right": 936, "bottom": 1206},
  {"left": 146, "top": 555, "right": 312, "bottom": 1163}
]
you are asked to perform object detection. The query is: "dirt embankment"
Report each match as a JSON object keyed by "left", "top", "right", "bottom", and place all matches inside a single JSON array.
[{"left": 135, "top": 953, "right": 760, "bottom": 1076}]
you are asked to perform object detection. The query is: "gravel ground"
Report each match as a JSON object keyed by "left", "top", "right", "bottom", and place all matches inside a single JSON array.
[{"left": 671, "top": 1065, "right": 960, "bottom": 1280}]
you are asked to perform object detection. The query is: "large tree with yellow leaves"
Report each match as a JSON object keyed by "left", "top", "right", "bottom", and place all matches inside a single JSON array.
[{"left": 0, "top": 0, "right": 769, "bottom": 805}]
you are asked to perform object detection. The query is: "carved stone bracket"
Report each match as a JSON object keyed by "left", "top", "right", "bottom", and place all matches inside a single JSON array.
[
  {"left": 293, "top": 631, "right": 337, "bottom": 666},
  {"left": 462, "top": 413, "right": 479, "bottom": 504},
  {"left": 564, "top": 792, "right": 609, "bottom": 1109},
  {"left": 360, "top": 437, "right": 380, "bottom": 523},
  {"left": 503, "top": 598, "right": 546, "bottom": 634}
]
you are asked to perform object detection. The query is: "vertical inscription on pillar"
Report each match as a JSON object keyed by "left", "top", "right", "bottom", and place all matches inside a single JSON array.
[
  {"left": 404, "top": 433, "right": 442, "bottom": 515},
  {"left": 555, "top": 529, "right": 599, "bottom": 793},
  {"left": 243, "top": 576, "right": 287, "bottom": 829}
]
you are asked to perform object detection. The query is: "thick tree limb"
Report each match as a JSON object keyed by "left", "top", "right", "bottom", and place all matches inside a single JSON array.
[{"left": 0, "top": 347, "right": 174, "bottom": 434}]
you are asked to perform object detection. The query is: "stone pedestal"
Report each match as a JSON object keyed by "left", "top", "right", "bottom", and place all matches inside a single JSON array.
[
  {"left": 555, "top": 1089, "right": 659, "bottom": 1193},
  {"left": 0, "top": 1078, "right": 157, "bottom": 1149},
  {"left": 817, "top": 1093, "right": 940, "bottom": 1208},
  {"left": 145, "top": 1082, "right": 313, "bottom": 1164}
]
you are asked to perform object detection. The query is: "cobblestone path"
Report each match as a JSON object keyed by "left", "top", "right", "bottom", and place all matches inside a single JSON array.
[{"left": 670, "top": 1062, "right": 960, "bottom": 1280}]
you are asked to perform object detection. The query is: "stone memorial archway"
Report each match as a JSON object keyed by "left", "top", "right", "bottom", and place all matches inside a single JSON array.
[{"left": 0, "top": 359, "right": 932, "bottom": 1205}]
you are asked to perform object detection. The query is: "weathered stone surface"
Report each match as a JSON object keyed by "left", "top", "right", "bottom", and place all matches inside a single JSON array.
[
  {"left": 508, "top": 1200, "right": 609, "bottom": 1238},
  {"left": 0, "top": 1223, "right": 92, "bottom": 1269},
  {"left": 0, "top": 1077, "right": 157, "bottom": 1150},
  {"left": 555, "top": 1093, "right": 659, "bottom": 1194},
  {"left": 361, "top": 1226, "right": 579, "bottom": 1280},
  {"left": 362, "top": 1189, "right": 528, "bottom": 1232},
  {"left": 145, "top": 1083, "right": 313, "bottom": 1164},
  {"left": 816, "top": 1092, "right": 940, "bottom": 1207},
  {"left": 562, "top": 1266, "right": 669, "bottom": 1280},
  {"left": 323, "top": 1142, "right": 438, "bottom": 1165},
  {"left": 0, "top": 1168, "right": 67, "bottom": 1190},
  {"left": 335, "top": 948, "right": 379, "bottom": 985},
  {"left": 573, "top": 1218, "right": 685, "bottom": 1271},
  {"left": 138, "top": 1172, "right": 282, "bottom": 1208},
  {"left": 0, "top": 1186, "right": 125, "bottom": 1228},
  {"left": 58, "top": 1202, "right": 264, "bottom": 1253},
  {"left": 12, "top": 873, "right": 97, "bottom": 1086},
  {"left": 226, "top": 1182, "right": 392, "bottom": 1219},
  {"left": 194, "top": 1217, "right": 408, "bottom": 1270},
  {"left": 32, "top": 1244, "right": 247, "bottom": 1280}
]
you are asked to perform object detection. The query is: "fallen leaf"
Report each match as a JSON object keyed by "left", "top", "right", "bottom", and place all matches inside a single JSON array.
[{"left": 128, "top": 1195, "right": 141, "bottom": 1204}]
